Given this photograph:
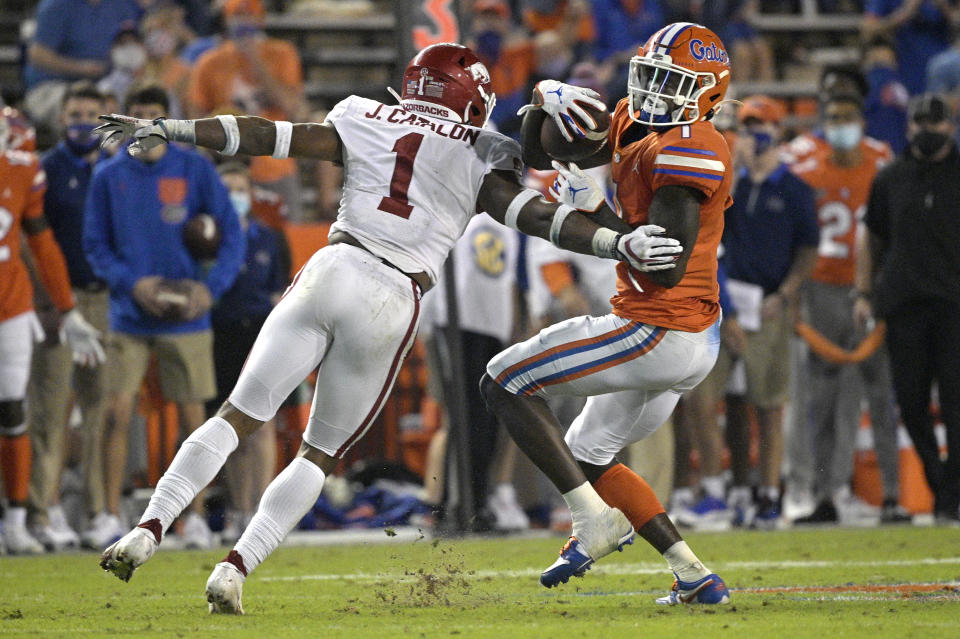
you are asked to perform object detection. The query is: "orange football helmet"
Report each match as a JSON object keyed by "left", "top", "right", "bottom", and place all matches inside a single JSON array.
[{"left": 628, "top": 22, "right": 731, "bottom": 128}]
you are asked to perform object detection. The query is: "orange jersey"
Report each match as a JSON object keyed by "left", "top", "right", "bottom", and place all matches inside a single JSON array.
[
  {"left": 0, "top": 150, "right": 73, "bottom": 322},
  {"left": 792, "top": 137, "right": 892, "bottom": 286},
  {"left": 782, "top": 131, "right": 830, "bottom": 166},
  {"left": 607, "top": 99, "right": 733, "bottom": 332}
]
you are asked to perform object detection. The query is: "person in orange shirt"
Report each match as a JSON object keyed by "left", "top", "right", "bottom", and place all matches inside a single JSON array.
[
  {"left": 0, "top": 111, "right": 104, "bottom": 554},
  {"left": 790, "top": 92, "right": 909, "bottom": 525},
  {"left": 469, "top": 0, "right": 537, "bottom": 138},
  {"left": 482, "top": 23, "right": 733, "bottom": 604},
  {"left": 188, "top": 0, "right": 306, "bottom": 218}
]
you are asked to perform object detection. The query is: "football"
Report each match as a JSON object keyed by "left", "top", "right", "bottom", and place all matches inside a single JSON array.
[
  {"left": 154, "top": 278, "right": 192, "bottom": 321},
  {"left": 183, "top": 213, "right": 221, "bottom": 261},
  {"left": 540, "top": 104, "right": 611, "bottom": 162}
]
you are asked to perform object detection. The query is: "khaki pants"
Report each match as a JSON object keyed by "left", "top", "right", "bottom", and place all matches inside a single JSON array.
[
  {"left": 699, "top": 309, "right": 792, "bottom": 409},
  {"left": 107, "top": 330, "right": 216, "bottom": 403},
  {"left": 27, "top": 289, "right": 110, "bottom": 524}
]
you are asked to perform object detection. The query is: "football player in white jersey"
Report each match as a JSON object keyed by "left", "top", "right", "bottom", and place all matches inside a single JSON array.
[{"left": 93, "top": 43, "right": 684, "bottom": 613}]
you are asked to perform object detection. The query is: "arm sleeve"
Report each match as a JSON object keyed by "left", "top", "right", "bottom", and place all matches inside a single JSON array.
[
  {"left": 32, "top": 0, "right": 68, "bottom": 51},
  {"left": 795, "top": 179, "right": 820, "bottom": 248},
  {"left": 26, "top": 229, "right": 74, "bottom": 312},
  {"left": 187, "top": 56, "right": 214, "bottom": 114},
  {"left": 82, "top": 169, "right": 138, "bottom": 295},
  {"left": 477, "top": 133, "right": 523, "bottom": 179},
  {"left": 278, "top": 44, "right": 303, "bottom": 89},
  {"left": 24, "top": 167, "right": 73, "bottom": 311},
  {"left": 201, "top": 159, "right": 245, "bottom": 299},
  {"left": 863, "top": 169, "right": 890, "bottom": 242},
  {"left": 590, "top": 0, "right": 615, "bottom": 62}
]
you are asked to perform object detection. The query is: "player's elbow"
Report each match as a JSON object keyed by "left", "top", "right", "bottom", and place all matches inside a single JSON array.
[{"left": 648, "top": 264, "right": 687, "bottom": 288}]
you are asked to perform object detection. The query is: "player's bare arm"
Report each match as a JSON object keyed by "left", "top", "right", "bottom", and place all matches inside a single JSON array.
[
  {"left": 478, "top": 169, "right": 632, "bottom": 259},
  {"left": 94, "top": 114, "right": 342, "bottom": 163},
  {"left": 644, "top": 185, "right": 703, "bottom": 288}
]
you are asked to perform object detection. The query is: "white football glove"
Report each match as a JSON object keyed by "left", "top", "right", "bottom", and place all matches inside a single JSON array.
[
  {"left": 59, "top": 309, "right": 106, "bottom": 367},
  {"left": 94, "top": 114, "right": 169, "bottom": 156},
  {"left": 549, "top": 161, "right": 605, "bottom": 212},
  {"left": 517, "top": 79, "right": 607, "bottom": 142},
  {"left": 617, "top": 225, "right": 683, "bottom": 272}
]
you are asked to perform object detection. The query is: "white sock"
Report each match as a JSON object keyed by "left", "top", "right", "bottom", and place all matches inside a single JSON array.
[
  {"left": 562, "top": 481, "right": 608, "bottom": 527},
  {"left": 663, "top": 540, "right": 711, "bottom": 582},
  {"left": 140, "top": 417, "right": 239, "bottom": 535},
  {"left": 5, "top": 506, "right": 26, "bottom": 528},
  {"left": 701, "top": 475, "right": 726, "bottom": 500},
  {"left": 234, "top": 457, "right": 325, "bottom": 575}
]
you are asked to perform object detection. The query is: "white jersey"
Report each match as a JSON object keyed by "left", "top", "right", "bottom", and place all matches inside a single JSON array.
[
  {"left": 325, "top": 96, "right": 522, "bottom": 285},
  {"left": 420, "top": 213, "right": 518, "bottom": 343}
]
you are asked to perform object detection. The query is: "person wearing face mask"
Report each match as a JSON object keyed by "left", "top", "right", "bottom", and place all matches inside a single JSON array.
[
  {"left": 790, "top": 93, "right": 910, "bottom": 526},
  {"left": 859, "top": 93, "right": 960, "bottom": 524},
  {"left": 83, "top": 84, "right": 245, "bottom": 550},
  {"left": 468, "top": 0, "right": 537, "bottom": 139},
  {"left": 97, "top": 28, "right": 148, "bottom": 111},
  {"left": 706, "top": 96, "right": 819, "bottom": 529},
  {"left": 139, "top": 5, "right": 195, "bottom": 120},
  {"left": 188, "top": 0, "right": 306, "bottom": 220},
  {"left": 25, "top": 82, "right": 114, "bottom": 552},
  {"left": 206, "top": 162, "right": 289, "bottom": 544}
]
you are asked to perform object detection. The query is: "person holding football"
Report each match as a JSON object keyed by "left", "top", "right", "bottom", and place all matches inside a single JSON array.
[
  {"left": 94, "top": 43, "right": 681, "bottom": 613},
  {"left": 481, "top": 21, "right": 735, "bottom": 604},
  {"left": 82, "top": 83, "right": 245, "bottom": 551}
]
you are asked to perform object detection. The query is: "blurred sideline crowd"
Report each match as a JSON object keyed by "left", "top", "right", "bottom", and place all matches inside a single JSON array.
[{"left": 1, "top": 0, "right": 959, "bottom": 555}]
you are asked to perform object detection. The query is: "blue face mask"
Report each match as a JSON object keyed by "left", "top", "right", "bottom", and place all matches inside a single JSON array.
[
  {"left": 228, "top": 23, "right": 261, "bottom": 40},
  {"left": 230, "top": 191, "right": 251, "bottom": 220},
  {"left": 825, "top": 123, "right": 863, "bottom": 151},
  {"left": 751, "top": 130, "right": 774, "bottom": 156},
  {"left": 475, "top": 30, "right": 502, "bottom": 63},
  {"left": 65, "top": 123, "right": 100, "bottom": 154}
]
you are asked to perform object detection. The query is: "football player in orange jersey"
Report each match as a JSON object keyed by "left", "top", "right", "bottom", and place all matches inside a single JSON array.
[
  {"left": 482, "top": 22, "right": 733, "bottom": 604},
  {"left": 790, "top": 93, "right": 909, "bottom": 525},
  {"left": 0, "top": 110, "right": 104, "bottom": 554}
]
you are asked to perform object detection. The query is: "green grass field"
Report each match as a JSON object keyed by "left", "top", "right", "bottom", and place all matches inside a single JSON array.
[{"left": 3, "top": 526, "right": 959, "bottom": 638}]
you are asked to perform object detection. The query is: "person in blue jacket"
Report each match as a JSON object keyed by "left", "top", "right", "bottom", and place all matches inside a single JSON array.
[{"left": 83, "top": 84, "right": 244, "bottom": 550}]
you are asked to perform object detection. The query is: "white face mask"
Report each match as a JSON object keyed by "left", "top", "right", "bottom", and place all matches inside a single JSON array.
[
  {"left": 824, "top": 122, "right": 863, "bottom": 151},
  {"left": 112, "top": 43, "right": 147, "bottom": 72},
  {"left": 230, "top": 191, "right": 251, "bottom": 219}
]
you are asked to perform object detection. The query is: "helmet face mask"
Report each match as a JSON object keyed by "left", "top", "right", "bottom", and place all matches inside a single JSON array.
[
  {"left": 627, "top": 23, "right": 729, "bottom": 128},
  {"left": 398, "top": 43, "right": 496, "bottom": 128}
]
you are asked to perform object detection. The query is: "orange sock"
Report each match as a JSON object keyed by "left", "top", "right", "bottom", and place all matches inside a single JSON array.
[
  {"left": 593, "top": 463, "right": 665, "bottom": 531},
  {"left": 0, "top": 434, "right": 32, "bottom": 504}
]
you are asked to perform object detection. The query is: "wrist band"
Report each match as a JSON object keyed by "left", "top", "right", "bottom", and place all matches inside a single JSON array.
[
  {"left": 156, "top": 118, "right": 196, "bottom": 144},
  {"left": 549, "top": 204, "right": 575, "bottom": 246},
  {"left": 591, "top": 227, "right": 620, "bottom": 259},
  {"left": 272, "top": 120, "right": 293, "bottom": 159},
  {"left": 216, "top": 115, "right": 240, "bottom": 156},
  {"left": 504, "top": 188, "right": 540, "bottom": 231}
]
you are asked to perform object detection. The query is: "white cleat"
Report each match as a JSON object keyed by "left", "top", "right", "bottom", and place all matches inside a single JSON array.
[
  {"left": 4, "top": 523, "right": 45, "bottom": 555},
  {"left": 206, "top": 562, "right": 245, "bottom": 615},
  {"left": 181, "top": 512, "right": 214, "bottom": 550},
  {"left": 100, "top": 526, "right": 158, "bottom": 582},
  {"left": 48, "top": 505, "right": 81, "bottom": 549},
  {"left": 573, "top": 506, "right": 635, "bottom": 561},
  {"left": 82, "top": 512, "right": 126, "bottom": 549}
]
